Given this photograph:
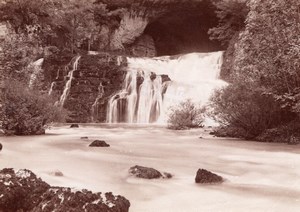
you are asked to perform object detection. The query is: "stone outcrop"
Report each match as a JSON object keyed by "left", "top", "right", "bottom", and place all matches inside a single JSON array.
[
  {"left": 0, "top": 168, "right": 130, "bottom": 212},
  {"left": 129, "top": 165, "right": 172, "bottom": 179},
  {"left": 129, "top": 34, "right": 156, "bottom": 57},
  {"left": 195, "top": 169, "right": 223, "bottom": 184}
]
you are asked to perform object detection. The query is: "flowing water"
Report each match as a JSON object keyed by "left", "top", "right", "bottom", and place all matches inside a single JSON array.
[
  {"left": 57, "top": 56, "right": 81, "bottom": 107},
  {"left": 107, "top": 52, "right": 226, "bottom": 124},
  {"left": 28, "top": 58, "right": 44, "bottom": 88},
  {"left": 1, "top": 125, "right": 300, "bottom": 211}
]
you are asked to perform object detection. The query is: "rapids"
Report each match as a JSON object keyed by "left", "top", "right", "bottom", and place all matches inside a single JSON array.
[{"left": 1, "top": 125, "right": 300, "bottom": 211}]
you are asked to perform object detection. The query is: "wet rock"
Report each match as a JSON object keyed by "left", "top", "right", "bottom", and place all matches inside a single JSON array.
[
  {"left": 33, "top": 188, "right": 130, "bottom": 212},
  {"left": 50, "top": 170, "right": 64, "bottom": 177},
  {"left": 195, "top": 169, "right": 223, "bottom": 184},
  {"left": 0, "top": 168, "right": 130, "bottom": 212},
  {"left": 0, "top": 143, "right": 2, "bottom": 151},
  {"left": 70, "top": 124, "right": 79, "bottom": 128},
  {"left": 162, "top": 172, "right": 173, "bottom": 179},
  {"left": 89, "top": 140, "right": 110, "bottom": 147},
  {"left": 0, "top": 168, "right": 50, "bottom": 211},
  {"left": 80, "top": 136, "right": 89, "bottom": 140},
  {"left": 129, "top": 165, "right": 167, "bottom": 179}
]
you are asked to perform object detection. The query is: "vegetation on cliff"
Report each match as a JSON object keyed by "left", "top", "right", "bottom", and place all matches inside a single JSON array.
[{"left": 210, "top": 0, "right": 300, "bottom": 142}]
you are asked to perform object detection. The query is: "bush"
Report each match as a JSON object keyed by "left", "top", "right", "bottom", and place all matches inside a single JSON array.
[
  {"left": 209, "top": 83, "right": 292, "bottom": 139},
  {"left": 167, "top": 99, "right": 205, "bottom": 130},
  {"left": 1, "top": 79, "right": 68, "bottom": 135},
  {"left": 256, "top": 120, "right": 300, "bottom": 144}
]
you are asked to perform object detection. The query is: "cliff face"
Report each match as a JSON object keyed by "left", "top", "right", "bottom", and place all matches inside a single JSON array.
[
  {"left": 94, "top": 0, "right": 222, "bottom": 56},
  {"left": 46, "top": 53, "right": 127, "bottom": 123}
]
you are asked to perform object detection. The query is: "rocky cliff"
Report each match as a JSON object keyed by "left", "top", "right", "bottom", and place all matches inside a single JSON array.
[{"left": 46, "top": 53, "right": 127, "bottom": 123}]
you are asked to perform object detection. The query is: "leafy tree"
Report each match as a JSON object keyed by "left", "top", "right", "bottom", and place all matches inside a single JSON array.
[
  {"left": 210, "top": 0, "right": 300, "bottom": 141},
  {"left": 167, "top": 99, "right": 206, "bottom": 130},
  {"left": 1, "top": 79, "right": 68, "bottom": 135},
  {"left": 209, "top": 0, "right": 249, "bottom": 46}
]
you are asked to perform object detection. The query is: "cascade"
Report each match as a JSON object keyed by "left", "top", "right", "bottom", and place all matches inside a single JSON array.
[
  {"left": 57, "top": 55, "right": 81, "bottom": 107},
  {"left": 28, "top": 58, "right": 44, "bottom": 88},
  {"left": 107, "top": 51, "right": 226, "bottom": 124}
]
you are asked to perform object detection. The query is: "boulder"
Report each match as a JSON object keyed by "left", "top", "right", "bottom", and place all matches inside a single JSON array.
[
  {"left": 32, "top": 188, "right": 130, "bottom": 212},
  {"left": 195, "top": 169, "right": 223, "bottom": 184},
  {"left": 0, "top": 143, "right": 2, "bottom": 151},
  {"left": 0, "top": 168, "right": 50, "bottom": 211},
  {"left": 129, "top": 165, "right": 172, "bottom": 179},
  {"left": 89, "top": 140, "right": 110, "bottom": 147},
  {"left": 70, "top": 124, "right": 79, "bottom": 128},
  {"left": 0, "top": 168, "right": 130, "bottom": 212}
]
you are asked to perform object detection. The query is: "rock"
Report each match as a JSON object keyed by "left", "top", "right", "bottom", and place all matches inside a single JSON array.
[
  {"left": 130, "top": 34, "right": 156, "bottom": 57},
  {"left": 129, "top": 165, "right": 163, "bottom": 179},
  {"left": 0, "top": 168, "right": 130, "bottom": 212},
  {"left": 0, "top": 168, "right": 50, "bottom": 211},
  {"left": 80, "top": 136, "right": 89, "bottom": 140},
  {"left": 70, "top": 124, "right": 79, "bottom": 128},
  {"left": 195, "top": 169, "right": 223, "bottom": 184},
  {"left": 50, "top": 170, "right": 64, "bottom": 177},
  {"left": 33, "top": 188, "right": 130, "bottom": 212},
  {"left": 0, "top": 143, "right": 2, "bottom": 151},
  {"left": 162, "top": 172, "right": 173, "bottom": 179},
  {"left": 89, "top": 140, "right": 110, "bottom": 147}
]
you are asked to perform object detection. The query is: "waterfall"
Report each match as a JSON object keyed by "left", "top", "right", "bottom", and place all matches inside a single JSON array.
[
  {"left": 57, "top": 55, "right": 81, "bottom": 107},
  {"left": 28, "top": 58, "right": 44, "bottom": 88},
  {"left": 107, "top": 51, "right": 226, "bottom": 124}
]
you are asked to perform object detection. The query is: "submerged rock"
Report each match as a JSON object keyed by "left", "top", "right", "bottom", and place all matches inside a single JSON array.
[
  {"left": 80, "top": 136, "right": 89, "bottom": 140},
  {"left": 70, "top": 124, "right": 79, "bottom": 128},
  {"left": 0, "top": 143, "right": 2, "bottom": 151},
  {"left": 89, "top": 140, "right": 110, "bottom": 147},
  {"left": 195, "top": 169, "right": 223, "bottom": 184},
  {"left": 0, "top": 168, "right": 130, "bottom": 212},
  {"left": 129, "top": 165, "right": 172, "bottom": 179},
  {"left": 50, "top": 170, "right": 64, "bottom": 177}
]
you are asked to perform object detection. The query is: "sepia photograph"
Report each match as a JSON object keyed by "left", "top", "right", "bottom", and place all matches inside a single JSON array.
[{"left": 0, "top": 0, "right": 300, "bottom": 211}]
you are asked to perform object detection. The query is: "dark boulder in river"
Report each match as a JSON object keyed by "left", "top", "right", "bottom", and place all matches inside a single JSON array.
[
  {"left": 70, "top": 124, "right": 79, "bottom": 128},
  {"left": 0, "top": 168, "right": 130, "bottom": 212},
  {"left": 129, "top": 165, "right": 172, "bottom": 179},
  {"left": 89, "top": 140, "right": 110, "bottom": 147},
  {"left": 195, "top": 169, "right": 223, "bottom": 184}
]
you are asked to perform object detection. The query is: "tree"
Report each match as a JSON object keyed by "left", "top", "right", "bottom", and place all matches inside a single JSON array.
[
  {"left": 209, "top": 0, "right": 249, "bottom": 46},
  {"left": 1, "top": 79, "right": 67, "bottom": 135},
  {"left": 167, "top": 99, "right": 206, "bottom": 130}
]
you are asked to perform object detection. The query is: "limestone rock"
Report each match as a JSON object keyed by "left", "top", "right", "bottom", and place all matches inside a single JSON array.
[
  {"left": 89, "top": 140, "right": 110, "bottom": 147},
  {"left": 195, "top": 169, "right": 223, "bottom": 184},
  {"left": 130, "top": 34, "right": 156, "bottom": 57},
  {"left": 129, "top": 165, "right": 172, "bottom": 179}
]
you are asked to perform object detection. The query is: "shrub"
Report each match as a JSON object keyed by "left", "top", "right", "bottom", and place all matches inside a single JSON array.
[
  {"left": 167, "top": 99, "right": 206, "bottom": 130},
  {"left": 1, "top": 79, "right": 68, "bottom": 135},
  {"left": 209, "top": 83, "right": 292, "bottom": 139}
]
